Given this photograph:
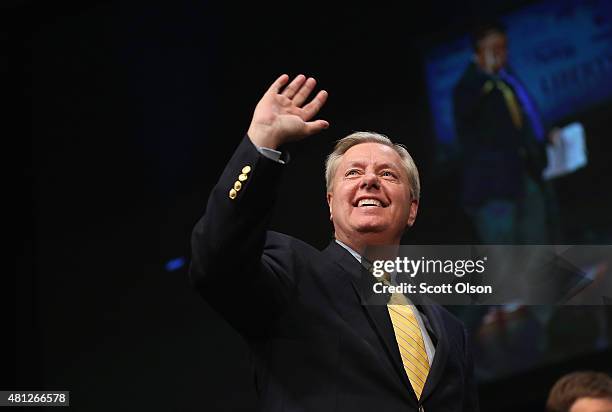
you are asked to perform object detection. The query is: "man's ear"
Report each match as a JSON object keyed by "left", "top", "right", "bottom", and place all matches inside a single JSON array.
[
  {"left": 326, "top": 192, "right": 333, "bottom": 221},
  {"left": 406, "top": 199, "right": 419, "bottom": 227}
]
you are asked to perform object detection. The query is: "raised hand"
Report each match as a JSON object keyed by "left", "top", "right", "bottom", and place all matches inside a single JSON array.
[{"left": 247, "top": 74, "right": 329, "bottom": 149}]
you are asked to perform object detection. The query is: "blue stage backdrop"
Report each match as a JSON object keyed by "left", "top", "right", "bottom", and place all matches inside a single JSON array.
[{"left": 425, "top": 0, "right": 612, "bottom": 144}]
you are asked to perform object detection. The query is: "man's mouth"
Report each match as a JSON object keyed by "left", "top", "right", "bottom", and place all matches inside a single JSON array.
[{"left": 355, "top": 198, "right": 387, "bottom": 208}]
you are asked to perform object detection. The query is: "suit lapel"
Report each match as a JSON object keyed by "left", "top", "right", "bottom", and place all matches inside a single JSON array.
[
  {"left": 322, "top": 241, "right": 416, "bottom": 396},
  {"left": 419, "top": 302, "right": 449, "bottom": 402},
  {"left": 322, "top": 242, "right": 452, "bottom": 402}
]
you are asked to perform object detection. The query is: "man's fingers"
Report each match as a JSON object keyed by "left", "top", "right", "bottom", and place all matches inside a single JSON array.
[
  {"left": 266, "top": 74, "right": 290, "bottom": 95},
  {"left": 301, "top": 90, "right": 328, "bottom": 120},
  {"left": 304, "top": 119, "right": 330, "bottom": 135},
  {"left": 281, "top": 74, "right": 306, "bottom": 99},
  {"left": 292, "top": 77, "right": 316, "bottom": 107}
]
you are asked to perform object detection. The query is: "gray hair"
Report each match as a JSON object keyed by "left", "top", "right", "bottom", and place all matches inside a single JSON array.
[{"left": 324, "top": 131, "right": 420, "bottom": 201}]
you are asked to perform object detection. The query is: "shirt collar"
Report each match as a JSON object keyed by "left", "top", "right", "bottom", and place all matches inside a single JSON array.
[
  {"left": 334, "top": 239, "right": 395, "bottom": 281},
  {"left": 335, "top": 239, "right": 362, "bottom": 264}
]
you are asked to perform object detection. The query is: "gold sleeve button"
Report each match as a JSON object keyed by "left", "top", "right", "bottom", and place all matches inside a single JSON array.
[
  {"left": 242, "top": 165, "right": 251, "bottom": 174},
  {"left": 238, "top": 173, "right": 248, "bottom": 182},
  {"left": 229, "top": 188, "right": 237, "bottom": 199},
  {"left": 233, "top": 181, "right": 242, "bottom": 191}
]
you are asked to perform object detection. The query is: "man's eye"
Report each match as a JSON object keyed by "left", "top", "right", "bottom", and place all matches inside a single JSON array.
[
  {"left": 381, "top": 171, "right": 396, "bottom": 178},
  {"left": 346, "top": 169, "right": 360, "bottom": 176}
]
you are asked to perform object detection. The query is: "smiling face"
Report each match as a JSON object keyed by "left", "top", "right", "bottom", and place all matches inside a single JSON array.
[{"left": 327, "top": 142, "right": 418, "bottom": 253}]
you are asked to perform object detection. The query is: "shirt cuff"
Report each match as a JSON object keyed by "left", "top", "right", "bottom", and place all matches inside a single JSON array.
[{"left": 256, "top": 146, "right": 289, "bottom": 164}]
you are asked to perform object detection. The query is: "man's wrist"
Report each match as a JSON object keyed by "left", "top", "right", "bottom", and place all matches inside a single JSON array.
[
  {"left": 247, "top": 126, "right": 280, "bottom": 150},
  {"left": 246, "top": 131, "right": 288, "bottom": 164}
]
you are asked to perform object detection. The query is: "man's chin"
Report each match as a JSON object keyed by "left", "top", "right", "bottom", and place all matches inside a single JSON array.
[
  {"left": 354, "top": 224, "right": 387, "bottom": 235},
  {"left": 352, "top": 230, "right": 399, "bottom": 250}
]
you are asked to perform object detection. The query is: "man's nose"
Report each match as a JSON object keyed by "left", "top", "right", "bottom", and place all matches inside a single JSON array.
[{"left": 360, "top": 172, "right": 380, "bottom": 189}]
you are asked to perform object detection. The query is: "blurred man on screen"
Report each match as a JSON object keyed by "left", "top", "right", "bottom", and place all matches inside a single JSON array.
[{"left": 452, "top": 21, "right": 559, "bottom": 244}]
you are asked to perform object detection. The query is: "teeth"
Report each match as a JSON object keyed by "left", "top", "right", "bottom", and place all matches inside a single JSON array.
[{"left": 358, "top": 198, "right": 382, "bottom": 207}]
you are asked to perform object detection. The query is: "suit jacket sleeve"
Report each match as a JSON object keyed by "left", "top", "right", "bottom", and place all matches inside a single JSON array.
[{"left": 189, "top": 135, "right": 297, "bottom": 337}]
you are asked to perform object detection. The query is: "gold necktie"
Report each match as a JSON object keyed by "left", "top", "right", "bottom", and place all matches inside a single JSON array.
[
  {"left": 483, "top": 80, "right": 523, "bottom": 129},
  {"left": 385, "top": 280, "right": 430, "bottom": 399}
]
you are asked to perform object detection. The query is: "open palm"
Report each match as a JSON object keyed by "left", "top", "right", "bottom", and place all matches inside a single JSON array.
[{"left": 247, "top": 74, "right": 329, "bottom": 149}]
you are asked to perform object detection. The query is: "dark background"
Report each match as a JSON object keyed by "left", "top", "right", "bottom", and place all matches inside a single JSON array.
[{"left": 11, "top": 0, "right": 612, "bottom": 410}]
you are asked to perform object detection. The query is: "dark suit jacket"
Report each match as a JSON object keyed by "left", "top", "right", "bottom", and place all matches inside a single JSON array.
[
  {"left": 190, "top": 135, "right": 479, "bottom": 411},
  {"left": 452, "top": 62, "right": 547, "bottom": 207}
]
